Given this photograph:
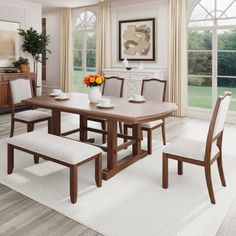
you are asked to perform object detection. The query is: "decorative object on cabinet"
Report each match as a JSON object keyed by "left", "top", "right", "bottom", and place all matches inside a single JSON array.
[
  {"left": 18, "top": 27, "right": 51, "bottom": 87},
  {"left": 119, "top": 18, "right": 155, "bottom": 61},
  {"left": 12, "top": 57, "right": 30, "bottom": 73}
]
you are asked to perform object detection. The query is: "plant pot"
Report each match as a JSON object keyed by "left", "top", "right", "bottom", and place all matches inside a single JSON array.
[
  {"left": 20, "top": 64, "right": 30, "bottom": 73},
  {"left": 88, "top": 87, "right": 102, "bottom": 104},
  {"left": 36, "top": 86, "right": 42, "bottom": 96}
]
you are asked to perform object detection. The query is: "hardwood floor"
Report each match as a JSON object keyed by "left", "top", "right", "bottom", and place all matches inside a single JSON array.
[
  {"left": 0, "top": 184, "right": 101, "bottom": 236},
  {"left": 0, "top": 111, "right": 236, "bottom": 235}
]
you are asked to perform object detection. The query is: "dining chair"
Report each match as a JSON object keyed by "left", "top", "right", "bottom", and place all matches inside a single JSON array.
[
  {"left": 88, "top": 76, "right": 124, "bottom": 143},
  {"left": 124, "top": 78, "right": 167, "bottom": 154},
  {"left": 9, "top": 79, "right": 51, "bottom": 137},
  {"left": 162, "top": 92, "right": 232, "bottom": 204}
]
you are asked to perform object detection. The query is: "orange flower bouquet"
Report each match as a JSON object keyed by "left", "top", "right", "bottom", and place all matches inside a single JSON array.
[{"left": 83, "top": 74, "right": 105, "bottom": 87}]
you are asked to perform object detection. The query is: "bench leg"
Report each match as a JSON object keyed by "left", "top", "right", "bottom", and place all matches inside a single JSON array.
[
  {"left": 95, "top": 154, "right": 102, "bottom": 187},
  {"left": 70, "top": 166, "right": 78, "bottom": 204},
  {"left": 8, "top": 144, "right": 14, "bottom": 174},
  {"left": 34, "top": 154, "right": 40, "bottom": 164}
]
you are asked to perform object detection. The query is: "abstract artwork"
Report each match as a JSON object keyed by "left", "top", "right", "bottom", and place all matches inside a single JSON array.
[
  {"left": 0, "top": 20, "right": 20, "bottom": 67},
  {"left": 0, "top": 30, "right": 16, "bottom": 59},
  {"left": 119, "top": 18, "right": 155, "bottom": 61}
]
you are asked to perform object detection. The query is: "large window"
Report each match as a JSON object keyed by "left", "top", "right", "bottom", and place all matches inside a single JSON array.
[
  {"left": 188, "top": 0, "right": 236, "bottom": 111},
  {"left": 72, "top": 8, "right": 96, "bottom": 93}
]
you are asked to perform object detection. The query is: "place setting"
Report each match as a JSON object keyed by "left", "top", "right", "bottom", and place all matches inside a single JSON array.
[
  {"left": 50, "top": 89, "right": 69, "bottom": 101},
  {"left": 129, "top": 94, "right": 146, "bottom": 103},
  {"left": 96, "top": 98, "right": 114, "bottom": 109}
]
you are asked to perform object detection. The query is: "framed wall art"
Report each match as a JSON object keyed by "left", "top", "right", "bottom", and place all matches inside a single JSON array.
[{"left": 119, "top": 18, "right": 155, "bottom": 61}]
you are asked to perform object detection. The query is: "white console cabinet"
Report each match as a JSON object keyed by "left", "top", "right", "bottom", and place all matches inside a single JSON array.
[{"left": 102, "top": 68, "right": 166, "bottom": 98}]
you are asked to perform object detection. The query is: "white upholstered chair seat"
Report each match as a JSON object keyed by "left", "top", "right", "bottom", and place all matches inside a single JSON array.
[
  {"left": 163, "top": 138, "right": 220, "bottom": 161},
  {"left": 141, "top": 119, "right": 163, "bottom": 129},
  {"left": 8, "top": 131, "right": 103, "bottom": 165},
  {"left": 14, "top": 110, "right": 51, "bottom": 122}
]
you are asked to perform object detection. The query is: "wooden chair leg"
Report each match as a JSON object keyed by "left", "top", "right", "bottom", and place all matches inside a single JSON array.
[
  {"left": 48, "top": 118, "right": 51, "bottom": 134},
  {"left": 217, "top": 155, "right": 226, "bottom": 187},
  {"left": 95, "top": 154, "right": 102, "bottom": 187},
  {"left": 101, "top": 121, "right": 106, "bottom": 144},
  {"left": 70, "top": 165, "right": 78, "bottom": 204},
  {"left": 204, "top": 165, "right": 216, "bottom": 204},
  {"left": 178, "top": 161, "right": 183, "bottom": 175},
  {"left": 161, "top": 121, "right": 166, "bottom": 145},
  {"left": 123, "top": 124, "right": 128, "bottom": 143},
  {"left": 27, "top": 123, "right": 34, "bottom": 132},
  {"left": 7, "top": 144, "right": 14, "bottom": 174},
  {"left": 34, "top": 154, "right": 40, "bottom": 164},
  {"left": 119, "top": 122, "right": 123, "bottom": 134},
  {"left": 147, "top": 129, "right": 152, "bottom": 155},
  {"left": 162, "top": 153, "right": 169, "bottom": 189},
  {"left": 10, "top": 119, "right": 15, "bottom": 137}
]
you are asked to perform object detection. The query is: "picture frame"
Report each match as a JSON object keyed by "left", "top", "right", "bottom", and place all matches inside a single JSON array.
[
  {"left": 119, "top": 18, "right": 155, "bottom": 61},
  {"left": 0, "top": 20, "right": 20, "bottom": 67}
]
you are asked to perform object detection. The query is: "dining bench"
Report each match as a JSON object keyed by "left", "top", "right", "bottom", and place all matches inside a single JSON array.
[{"left": 7, "top": 131, "right": 103, "bottom": 204}]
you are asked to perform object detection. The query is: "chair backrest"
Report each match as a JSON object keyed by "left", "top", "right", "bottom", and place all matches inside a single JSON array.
[
  {"left": 10, "top": 79, "right": 33, "bottom": 104},
  {"left": 102, "top": 76, "right": 124, "bottom": 97},
  {"left": 141, "top": 78, "right": 167, "bottom": 102},
  {"left": 205, "top": 92, "right": 232, "bottom": 162}
]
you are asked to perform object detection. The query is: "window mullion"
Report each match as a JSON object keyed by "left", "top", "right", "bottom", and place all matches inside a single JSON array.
[{"left": 212, "top": 17, "right": 218, "bottom": 106}]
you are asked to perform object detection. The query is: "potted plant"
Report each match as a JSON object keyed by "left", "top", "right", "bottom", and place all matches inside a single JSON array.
[
  {"left": 12, "top": 57, "right": 30, "bottom": 73},
  {"left": 18, "top": 27, "right": 51, "bottom": 92}
]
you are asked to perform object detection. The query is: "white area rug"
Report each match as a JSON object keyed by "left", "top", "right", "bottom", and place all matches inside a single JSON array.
[{"left": 0, "top": 128, "right": 236, "bottom": 236}]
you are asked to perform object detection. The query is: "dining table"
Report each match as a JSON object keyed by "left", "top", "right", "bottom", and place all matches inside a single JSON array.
[{"left": 23, "top": 92, "right": 177, "bottom": 180}]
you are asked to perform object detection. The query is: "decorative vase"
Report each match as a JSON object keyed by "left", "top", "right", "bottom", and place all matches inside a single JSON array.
[{"left": 88, "top": 86, "right": 102, "bottom": 103}]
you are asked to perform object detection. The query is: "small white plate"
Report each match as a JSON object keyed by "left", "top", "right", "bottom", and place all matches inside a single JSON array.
[
  {"left": 55, "top": 96, "right": 69, "bottom": 101},
  {"left": 50, "top": 93, "right": 59, "bottom": 97},
  {"left": 96, "top": 103, "right": 114, "bottom": 109},
  {"left": 129, "top": 98, "right": 146, "bottom": 103}
]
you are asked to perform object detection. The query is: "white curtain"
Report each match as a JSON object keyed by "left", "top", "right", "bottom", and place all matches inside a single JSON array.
[
  {"left": 96, "top": 1, "right": 111, "bottom": 75},
  {"left": 168, "top": 0, "right": 187, "bottom": 116},
  {"left": 60, "top": 8, "right": 72, "bottom": 92}
]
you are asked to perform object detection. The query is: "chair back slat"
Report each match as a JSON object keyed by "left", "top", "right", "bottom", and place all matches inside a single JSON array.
[
  {"left": 10, "top": 79, "right": 33, "bottom": 104},
  {"left": 141, "top": 78, "right": 167, "bottom": 102},
  {"left": 205, "top": 92, "right": 232, "bottom": 162},
  {"left": 102, "top": 76, "right": 124, "bottom": 97}
]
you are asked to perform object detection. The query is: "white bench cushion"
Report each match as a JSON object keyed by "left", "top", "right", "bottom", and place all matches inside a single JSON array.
[
  {"left": 163, "top": 138, "right": 220, "bottom": 161},
  {"left": 8, "top": 131, "right": 103, "bottom": 165},
  {"left": 14, "top": 110, "right": 51, "bottom": 122}
]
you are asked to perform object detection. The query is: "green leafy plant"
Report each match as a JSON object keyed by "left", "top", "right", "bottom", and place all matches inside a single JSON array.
[
  {"left": 12, "top": 57, "right": 29, "bottom": 68},
  {"left": 18, "top": 27, "right": 51, "bottom": 85}
]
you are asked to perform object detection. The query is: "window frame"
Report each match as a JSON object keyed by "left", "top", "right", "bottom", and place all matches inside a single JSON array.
[
  {"left": 72, "top": 7, "right": 97, "bottom": 92},
  {"left": 187, "top": 0, "right": 236, "bottom": 113}
]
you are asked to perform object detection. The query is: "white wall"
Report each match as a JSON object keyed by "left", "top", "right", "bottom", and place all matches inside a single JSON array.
[
  {"left": 43, "top": 9, "right": 61, "bottom": 88},
  {"left": 110, "top": 0, "right": 168, "bottom": 71},
  {"left": 0, "top": 0, "right": 42, "bottom": 85}
]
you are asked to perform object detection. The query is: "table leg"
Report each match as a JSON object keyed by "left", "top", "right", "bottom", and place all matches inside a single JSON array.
[
  {"left": 51, "top": 110, "right": 61, "bottom": 135},
  {"left": 80, "top": 115, "right": 88, "bottom": 142},
  {"left": 102, "top": 120, "right": 117, "bottom": 180},
  {"left": 107, "top": 120, "right": 117, "bottom": 170},
  {"left": 132, "top": 124, "right": 142, "bottom": 156}
]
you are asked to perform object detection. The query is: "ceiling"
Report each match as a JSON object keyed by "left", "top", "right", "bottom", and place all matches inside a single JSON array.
[{"left": 26, "top": 0, "right": 100, "bottom": 10}]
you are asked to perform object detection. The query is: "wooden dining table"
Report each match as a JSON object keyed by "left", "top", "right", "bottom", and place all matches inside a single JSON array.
[{"left": 23, "top": 93, "right": 177, "bottom": 180}]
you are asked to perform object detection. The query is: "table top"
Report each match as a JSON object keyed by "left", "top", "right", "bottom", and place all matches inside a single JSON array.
[{"left": 24, "top": 93, "right": 177, "bottom": 123}]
